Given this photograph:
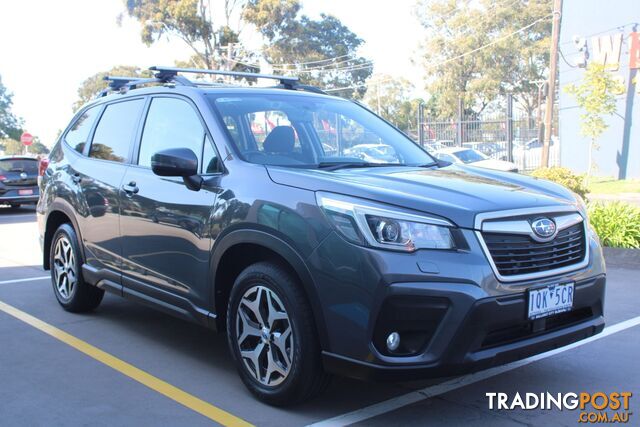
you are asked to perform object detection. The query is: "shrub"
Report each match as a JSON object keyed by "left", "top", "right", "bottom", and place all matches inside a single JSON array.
[
  {"left": 588, "top": 202, "right": 640, "bottom": 248},
  {"left": 531, "top": 167, "right": 589, "bottom": 199}
]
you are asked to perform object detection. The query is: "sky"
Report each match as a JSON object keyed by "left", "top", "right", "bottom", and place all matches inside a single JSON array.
[{"left": 0, "top": 0, "right": 424, "bottom": 146}]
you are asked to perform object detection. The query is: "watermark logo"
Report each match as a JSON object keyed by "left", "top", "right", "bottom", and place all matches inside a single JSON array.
[{"left": 486, "top": 392, "right": 633, "bottom": 423}]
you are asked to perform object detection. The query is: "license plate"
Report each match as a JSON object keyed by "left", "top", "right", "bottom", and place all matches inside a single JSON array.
[
  {"left": 18, "top": 189, "right": 33, "bottom": 195},
  {"left": 528, "top": 282, "right": 574, "bottom": 320}
]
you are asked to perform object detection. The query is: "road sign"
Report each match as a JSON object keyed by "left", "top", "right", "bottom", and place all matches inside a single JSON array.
[{"left": 20, "top": 132, "right": 34, "bottom": 146}]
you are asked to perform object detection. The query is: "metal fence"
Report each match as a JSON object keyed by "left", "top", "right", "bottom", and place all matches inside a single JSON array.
[{"left": 414, "top": 95, "right": 559, "bottom": 172}]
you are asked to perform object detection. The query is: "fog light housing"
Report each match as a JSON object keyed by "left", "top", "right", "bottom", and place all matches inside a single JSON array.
[{"left": 386, "top": 332, "right": 400, "bottom": 351}]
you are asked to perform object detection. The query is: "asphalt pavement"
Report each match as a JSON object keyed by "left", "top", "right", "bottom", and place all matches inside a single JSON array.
[{"left": 1, "top": 205, "right": 638, "bottom": 426}]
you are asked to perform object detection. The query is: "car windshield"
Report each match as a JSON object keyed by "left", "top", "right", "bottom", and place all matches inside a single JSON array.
[
  {"left": 207, "top": 93, "right": 435, "bottom": 168},
  {"left": 453, "top": 149, "right": 487, "bottom": 164},
  {"left": 0, "top": 159, "right": 38, "bottom": 174}
]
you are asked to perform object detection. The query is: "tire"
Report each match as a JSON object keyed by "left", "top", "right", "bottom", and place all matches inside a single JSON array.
[
  {"left": 50, "top": 223, "right": 104, "bottom": 312},
  {"left": 226, "top": 261, "right": 330, "bottom": 405}
]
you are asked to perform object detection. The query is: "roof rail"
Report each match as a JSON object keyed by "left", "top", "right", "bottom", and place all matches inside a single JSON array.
[{"left": 149, "top": 66, "right": 300, "bottom": 89}]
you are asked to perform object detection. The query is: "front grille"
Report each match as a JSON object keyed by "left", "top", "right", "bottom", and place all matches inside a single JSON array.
[{"left": 482, "top": 222, "right": 586, "bottom": 277}]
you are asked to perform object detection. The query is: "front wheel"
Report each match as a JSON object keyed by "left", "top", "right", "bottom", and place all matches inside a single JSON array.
[
  {"left": 50, "top": 223, "right": 104, "bottom": 312},
  {"left": 226, "top": 262, "right": 330, "bottom": 405}
]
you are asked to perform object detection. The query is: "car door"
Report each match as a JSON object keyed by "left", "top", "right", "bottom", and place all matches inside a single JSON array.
[
  {"left": 119, "top": 96, "right": 221, "bottom": 308},
  {"left": 73, "top": 98, "right": 146, "bottom": 274}
]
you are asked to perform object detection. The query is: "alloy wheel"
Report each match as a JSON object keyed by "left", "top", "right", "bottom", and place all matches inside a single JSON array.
[
  {"left": 235, "top": 285, "right": 293, "bottom": 386},
  {"left": 53, "top": 236, "right": 77, "bottom": 300}
]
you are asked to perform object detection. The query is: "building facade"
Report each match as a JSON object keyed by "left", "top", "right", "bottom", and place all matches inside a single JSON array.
[{"left": 559, "top": 0, "right": 639, "bottom": 178}]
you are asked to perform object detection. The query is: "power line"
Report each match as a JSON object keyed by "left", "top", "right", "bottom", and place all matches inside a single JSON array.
[{"left": 326, "top": 14, "right": 553, "bottom": 93}]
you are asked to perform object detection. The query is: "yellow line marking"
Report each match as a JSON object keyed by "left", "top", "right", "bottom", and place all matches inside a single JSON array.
[{"left": 0, "top": 300, "right": 253, "bottom": 427}]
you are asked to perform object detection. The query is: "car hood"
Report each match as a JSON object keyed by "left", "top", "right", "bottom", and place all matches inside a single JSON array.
[{"left": 266, "top": 164, "right": 578, "bottom": 229}]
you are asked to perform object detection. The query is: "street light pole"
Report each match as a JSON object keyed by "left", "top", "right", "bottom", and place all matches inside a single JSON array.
[{"left": 542, "top": 0, "right": 563, "bottom": 167}]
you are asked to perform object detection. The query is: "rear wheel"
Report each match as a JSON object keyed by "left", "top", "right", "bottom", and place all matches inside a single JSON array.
[
  {"left": 50, "top": 223, "right": 104, "bottom": 312},
  {"left": 227, "top": 262, "right": 330, "bottom": 405}
]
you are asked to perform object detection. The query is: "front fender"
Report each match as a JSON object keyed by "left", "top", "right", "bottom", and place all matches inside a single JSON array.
[{"left": 209, "top": 226, "right": 330, "bottom": 351}]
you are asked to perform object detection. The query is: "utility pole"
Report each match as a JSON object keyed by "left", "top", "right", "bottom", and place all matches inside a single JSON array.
[
  {"left": 533, "top": 80, "right": 547, "bottom": 148},
  {"left": 541, "top": 0, "right": 562, "bottom": 167},
  {"left": 376, "top": 80, "right": 382, "bottom": 115},
  {"left": 226, "top": 42, "right": 234, "bottom": 71}
]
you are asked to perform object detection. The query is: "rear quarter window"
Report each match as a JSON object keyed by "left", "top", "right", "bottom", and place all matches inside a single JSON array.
[{"left": 65, "top": 106, "right": 101, "bottom": 154}]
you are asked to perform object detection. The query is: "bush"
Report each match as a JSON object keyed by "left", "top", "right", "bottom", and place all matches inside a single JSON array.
[
  {"left": 531, "top": 167, "right": 589, "bottom": 199},
  {"left": 588, "top": 202, "right": 640, "bottom": 248}
]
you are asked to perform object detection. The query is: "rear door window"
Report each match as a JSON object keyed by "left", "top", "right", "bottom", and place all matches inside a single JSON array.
[
  {"left": 65, "top": 106, "right": 101, "bottom": 154},
  {"left": 89, "top": 99, "right": 145, "bottom": 163}
]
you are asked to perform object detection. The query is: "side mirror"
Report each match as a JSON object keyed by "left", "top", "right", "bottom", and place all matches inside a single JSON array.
[
  {"left": 151, "top": 148, "right": 198, "bottom": 177},
  {"left": 151, "top": 148, "right": 202, "bottom": 191}
]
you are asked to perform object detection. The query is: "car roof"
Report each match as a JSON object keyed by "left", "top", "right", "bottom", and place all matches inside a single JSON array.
[
  {"left": 0, "top": 155, "right": 39, "bottom": 161},
  {"left": 87, "top": 84, "right": 343, "bottom": 109},
  {"left": 437, "top": 147, "right": 470, "bottom": 154}
]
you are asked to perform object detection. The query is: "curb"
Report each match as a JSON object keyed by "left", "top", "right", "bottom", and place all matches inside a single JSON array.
[{"left": 603, "top": 247, "right": 640, "bottom": 269}]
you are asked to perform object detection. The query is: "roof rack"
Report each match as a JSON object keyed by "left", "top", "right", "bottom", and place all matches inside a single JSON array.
[
  {"left": 98, "top": 66, "right": 326, "bottom": 98},
  {"left": 149, "top": 66, "right": 300, "bottom": 89},
  {"left": 99, "top": 76, "right": 162, "bottom": 97}
]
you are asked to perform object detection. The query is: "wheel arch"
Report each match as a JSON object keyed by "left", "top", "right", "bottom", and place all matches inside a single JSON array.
[
  {"left": 43, "top": 200, "right": 84, "bottom": 270},
  {"left": 210, "top": 228, "right": 330, "bottom": 351}
]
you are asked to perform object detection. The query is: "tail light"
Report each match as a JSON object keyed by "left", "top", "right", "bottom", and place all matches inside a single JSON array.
[
  {"left": 38, "top": 157, "right": 50, "bottom": 177},
  {"left": 0, "top": 175, "right": 6, "bottom": 182}
]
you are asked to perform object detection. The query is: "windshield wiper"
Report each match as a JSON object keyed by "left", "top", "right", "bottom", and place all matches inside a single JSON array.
[
  {"left": 416, "top": 162, "right": 439, "bottom": 168},
  {"left": 317, "top": 162, "right": 402, "bottom": 171}
]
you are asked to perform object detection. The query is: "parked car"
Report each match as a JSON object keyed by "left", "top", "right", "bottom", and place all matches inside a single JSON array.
[
  {"left": 38, "top": 66, "right": 605, "bottom": 406},
  {"left": 434, "top": 147, "right": 519, "bottom": 172},
  {"left": 463, "top": 141, "right": 509, "bottom": 160},
  {"left": 344, "top": 143, "right": 398, "bottom": 163},
  {"left": 513, "top": 136, "right": 560, "bottom": 170},
  {"left": 0, "top": 155, "right": 40, "bottom": 207}
]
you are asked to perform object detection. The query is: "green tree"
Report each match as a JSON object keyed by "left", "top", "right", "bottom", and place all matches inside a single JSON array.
[
  {"left": 73, "top": 65, "right": 153, "bottom": 112},
  {"left": 29, "top": 140, "right": 50, "bottom": 155},
  {"left": 564, "top": 63, "right": 624, "bottom": 184},
  {"left": 416, "top": 0, "right": 551, "bottom": 119},
  {"left": 122, "top": 0, "right": 251, "bottom": 70},
  {"left": 0, "top": 74, "right": 23, "bottom": 141},
  {"left": 362, "top": 75, "right": 422, "bottom": 132},
  {"left": 244, "top": 1, "right": 372, "bottom": 98},
  {"left": 1, "top": 138, "right": 24, "bottom": 155}
]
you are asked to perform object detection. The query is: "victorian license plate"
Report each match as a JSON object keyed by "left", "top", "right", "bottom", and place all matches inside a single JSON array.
[
  {"left": 528, "top": 282, "right": 574, "bottom": 320},
  {"left": 18, "top": 189, "right": 33, "bottom": 195}
]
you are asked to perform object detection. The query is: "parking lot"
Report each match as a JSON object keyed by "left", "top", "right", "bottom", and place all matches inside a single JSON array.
[{"left": 1, "top": 205, "right": 639, "bottom": 426}]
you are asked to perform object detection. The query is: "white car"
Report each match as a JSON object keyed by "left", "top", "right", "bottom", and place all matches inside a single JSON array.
[
  {"left": 344, "top": 143, "right": 399, "bottom": 163},
  {"left": 434, "top": 147, "right": 518, "bottom": 172}
]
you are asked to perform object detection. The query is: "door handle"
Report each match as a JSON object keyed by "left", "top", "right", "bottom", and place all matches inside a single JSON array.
[
  {"left": 122, "top": 181, "right": 139, "bottom": 195},
  {"left": 71, "top": 173, "right": 82, "bottom": 184}
]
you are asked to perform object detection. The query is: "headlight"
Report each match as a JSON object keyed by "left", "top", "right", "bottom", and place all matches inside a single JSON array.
[{"left": 316, "top": 192, "right": 456, "bottom": 252}]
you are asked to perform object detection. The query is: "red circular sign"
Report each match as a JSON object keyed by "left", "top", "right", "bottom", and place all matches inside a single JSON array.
[{"left": 20, "top": 132, "right": 34, "bottom": 146}]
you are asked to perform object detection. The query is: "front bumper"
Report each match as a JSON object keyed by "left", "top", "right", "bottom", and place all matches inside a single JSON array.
[
  {"left": 307, "top": 226, "right": 606, "bottom": 381},
  {"left": 322, "top": 275, "right": 605, "bottom": 381}
]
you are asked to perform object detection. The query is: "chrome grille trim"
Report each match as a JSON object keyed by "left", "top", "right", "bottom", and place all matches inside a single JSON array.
[{"left": 475, "top": 206, "right": 589, "bottom": 282}]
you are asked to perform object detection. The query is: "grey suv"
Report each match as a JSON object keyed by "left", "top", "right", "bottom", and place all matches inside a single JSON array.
[{"left": 38, "top": 67, "right": 605, "bottom": 405}]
